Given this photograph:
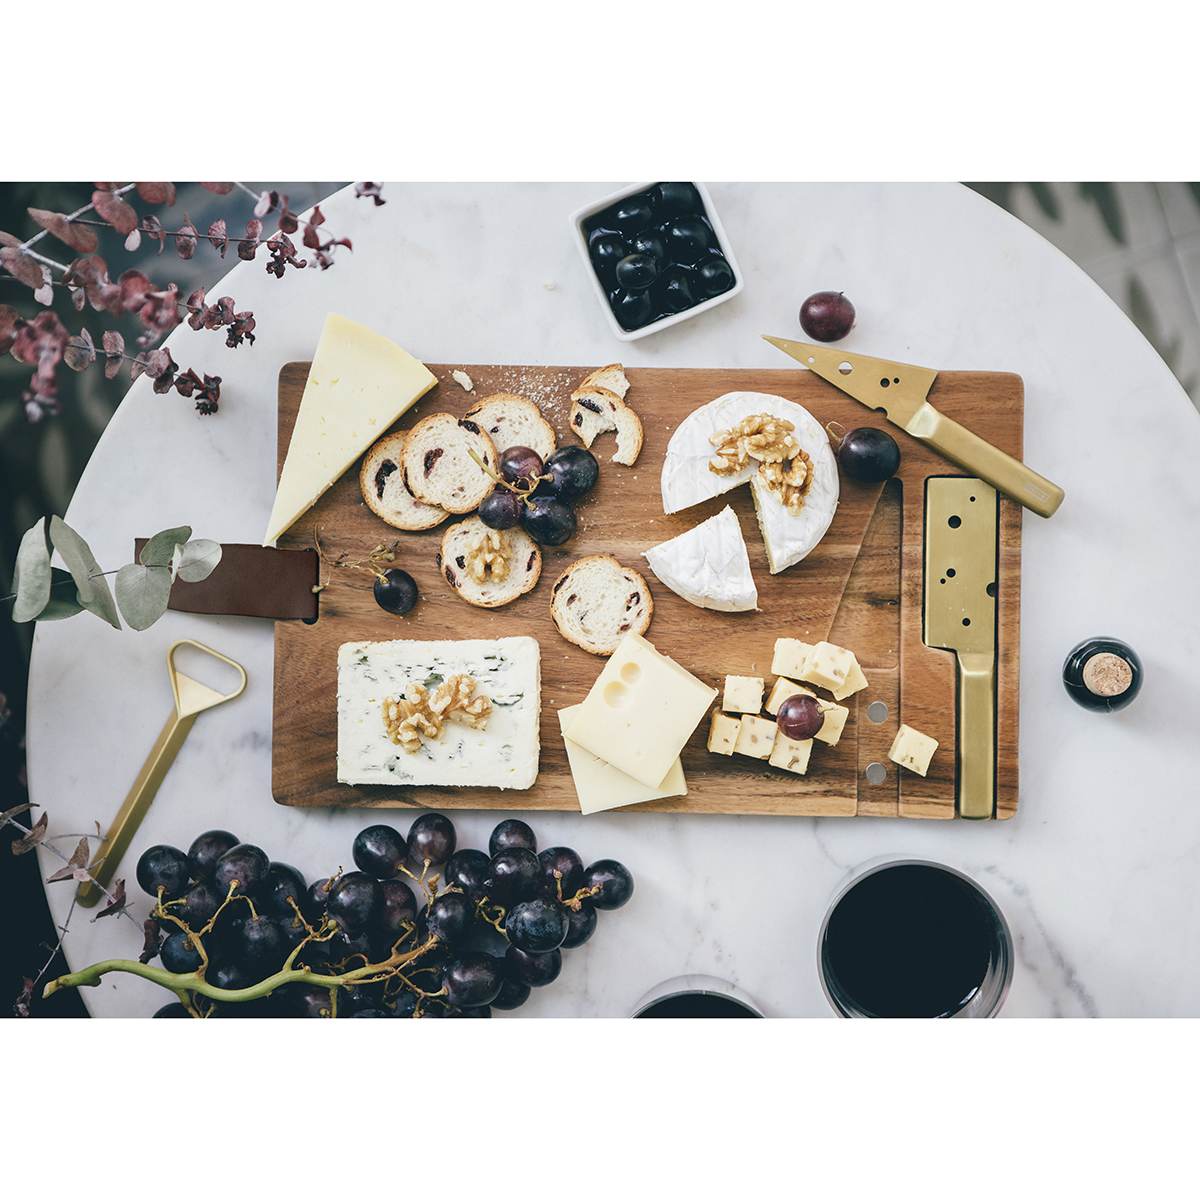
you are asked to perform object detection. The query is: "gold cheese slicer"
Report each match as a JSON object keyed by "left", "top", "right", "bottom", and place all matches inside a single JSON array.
[{"left": 76, "top": 640, "right": 247, "bottom": 907}]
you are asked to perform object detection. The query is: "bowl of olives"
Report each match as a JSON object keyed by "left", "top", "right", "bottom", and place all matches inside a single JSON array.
[{"left": 571, "top": 182, "right": 743, "bottom": 341}]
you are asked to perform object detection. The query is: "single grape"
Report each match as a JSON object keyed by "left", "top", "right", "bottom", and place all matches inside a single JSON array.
[
  {"left": 491, "top": 976, "right": 531, "bottom": 1010},
  {"left": 135, "top": 844, "right": 190, "bottom": 900},
  {"left": 443, "top": 952, "right": 504, "bottom": 1008},
  {"left": 392, "top": 989, "right": 419, "bottom": 1019},
  {"left": 237, "top": 915, "right": 288, "bottom": 979},
  {"left": 213, "top": 843, "right": 270, "bottom": 896},
  {"left": 505, "top": 945, "right": 562, "bottom": 988},
  {"left": 208, "top": 960, "right": 250, "bottom": 992},
  {"left": 407, "top": 813, "right": 456, "bottom": 866},
  {"left": 505, "top": 897, "right": 569, "bottom": 954},
  {"left": 160, "top": 930, "right": 203, "bottom": 973},
  {"left": 489, "top": 818, "right": 537, "bottom": 857},
  {"left": 799, "top": 290, "right": 856, "bottom": 342},
  {"left": 479, "top": 487, "right": 524, "bottom": 530},
  {"left": 777, "top": 693, "right": 824, "bottom": 741},
  {"left": 186, "top": 830, "right": 238, "bottom": 880},
  {"left": 694, "top": 255, "right": 735, "bottom": 298},
  {"left": 153, "top": 1002, "right": 191, "bottom": 1018},
  {"left": 543, "top": 445, "right": 599, "bottom": 502},
  {"left": 490, "top": 847, "right": 541, "bottom": 903},
  {"left": 374, "top": 878, "right": 418, "bottom": 937},
  {"left": 538, "top": 847, "right": 585, "bottom": 898},
  {"left": 353, "top": 824, "right": 407, "bottom": 879},
  {"left": 426, "top": 891, "right": 476, "bottom": 945},
  {"left": 302, "top": 877, "right": 334, "bottom": 923},
  {"left": 837, "top": 426, "right": 901, "bottom": 483},
  {"left": 327, "top": 871, "right": 383, "bottom": 933},
  {"left": 282, "top": 984, "right": 334, "bottom": 1018},
  {"left": 374, "top": 568, "right": 418, "bottom": 616},
  {"left": 499, "top": 445, "right": 544, "bottom": 487},
  {"left": 445, "top": 848, "right": 493, "bottom": 897},
  {"left": 260, "top": 862, "right": 307, "bottom": 920},
  {"left": 582, "top": 860, "right": 634, "bottom": 910},
  {"left": 561, "top": 903, "right": 598, "bottom": 949},
  {"left": 326, "top": 927, "right": 374, "bottom": 969},
  {"left": 615, "top": 252, "right": 659, "bottom": 291},
  {"left": 521, "top": 495, "right": 577, "bottom": 546},
  {"left": 174, "top": 879, "right": 223, "bottom": 930}
]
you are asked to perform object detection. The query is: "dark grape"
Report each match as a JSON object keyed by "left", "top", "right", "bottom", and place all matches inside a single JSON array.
[
  {"left": 174, "top": 879, "right": 222, "bottom": 930},
  {"left": 282, "top": 984, "right": 333, "bottom": 1018},
  {"left": 538, "top": 847, "right": 584, "bottom": 897},
  {"left": 160, "top": 930, "right": 203, "bottom": 973},
  {"left": 209, "top": 961, "right": 250, "bottom": 991},
  {"left": 445, "top": 1005, "right": 492, "bottom": 1018},
  {"left": 375, "top": 878, "right": 418, "bottom": 937},
  {"left": 491, "top": 976, "right": 531, "bottom": 1010},
  {"left": 213, "top": 843, "right": 270, "bottom": 896},
  {"left": 479, "top": 487, "right": 524, "bottom": 530},
  {"left": 353, "top": 824, "right": 407, "bottom": 879},
  {"left": 837, "top": 426, "right": 901, "bottom": 483},
  {"left": 521, "top": 495, "right": 577, "bottom": 546},
  {"left": 613, "top": 198, "right": 654, "bottom": 234},
  {"left": 443, "top": 952, "right": 504, "bottom": 1008},
  {"left": 327, "top": 871, "right": 383, "bottom": 933},
  {"left": 610, "top": 287, "right": 654, "bottom": 331},
  {"left": 777, "top": 693, "right": 824, "bottom": 741},
  {"left": 615, "top": 252, "right": 659, "bottom": 291},
  {"left": 490, "top": 847, "right": 540, "bottom": 903},
  {"left": 445, "top": 848, "right": 493, "bottom": 897},
  {"left": 694, "top": 255, "right": 735, "bottom": 298},
  {"left": 799, "top": 290, "right": 856, "bottom": 342},
  {"left": 505, "top": 897, "right": 568, "bottom": 954},
  {"left": 186, "top": 830, "right": 238, "bottom": 880},
  {"left": 656, "top": 266, "right": 695, "bottom": 313},
  {"left": 663, "top": 216, "right": 714, "bottom": 265},
  {"left": 407, "top": 813, "right": 456, "bottom": 867},
  {"left": 260, "top": 862, "right": 306, "bottom": 920},
  {"left": 302, "top": 877, "right": 334, "bottom": 923},
  {"left": 489, "top": 818, "right": 537, "bottom": 857},
  {"left": 136, "top": 844, "right": 190, "bottom": 901},
  {"left": 561, "top": 903, "right": 598, "bottom": 948},
  {"left": 505, "top": 945, "right": 561, "bottom": 988},
  {"left": 426, "top": 892, "right": 475, "bottom": 945},
  {"left": 326, "top": 927, "right": 374, "bottom": 969},
  {"left": 373, "top": 568, "right": 418, "bottom": 616},
  {"left": 543, "top": 445, "right": 599, "bottom": 502},
  {"left": 392, "top": 990, "right": 419, "bottom": 1019},
  {"left": 654, "top": 182, "right": 702, "bottom": 216},
  {"left": 499, "top": 445, "right": 544, "bottom": 486},
  {"left": 237, "top": 915, "right": 288, "bottom": 978},
  {"left": 582, "top": 859, "right": 634, "bottom": 910},
  {"left": 153, "top": 1002, "right": 191, "bottom": 1018}
]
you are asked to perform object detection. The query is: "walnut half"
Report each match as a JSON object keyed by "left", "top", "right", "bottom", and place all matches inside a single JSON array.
[
  {"left": 382, "top": 673, "right": 492, "bottom": 752},
  {"left": 464, "top": 528, "right": 510, "bottom": 584},
  {"left": 709, "top": 412, "right": 813, "bottom": 511}
]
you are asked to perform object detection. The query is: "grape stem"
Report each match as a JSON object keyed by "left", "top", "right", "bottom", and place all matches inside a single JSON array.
[
  {"left": 554, "top": 871, "right": 601, "bottom": 912},
  {"left": 467, "top": 448, "right": 547, "bottom": 503}
]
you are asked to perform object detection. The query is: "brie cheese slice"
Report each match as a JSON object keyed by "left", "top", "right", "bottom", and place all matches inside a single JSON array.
[
  {"left": 660, "top": 392, "right": 839, "bottom": 574},
  {"left": 642, "top": 506, "right": 758, "bottom": 612}
]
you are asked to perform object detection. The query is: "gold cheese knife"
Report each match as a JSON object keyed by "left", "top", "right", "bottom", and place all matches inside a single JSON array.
[{"left": 763, "top": 336, "right": 1065, "bottom": 518}]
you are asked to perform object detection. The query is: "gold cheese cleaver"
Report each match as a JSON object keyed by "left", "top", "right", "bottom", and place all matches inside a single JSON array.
[
  {"left": 763, "top": 336, "right": 1065, "bottom": 519},
  {"left": 924, "top": 478, "right": 998, "bottom": 819}
]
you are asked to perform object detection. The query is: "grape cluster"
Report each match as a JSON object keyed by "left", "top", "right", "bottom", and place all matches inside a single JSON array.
[
  {"left": 477, "top": 444, "right": 599, "bottom": 547},
  {"left": 137, "top": 814, "right": 632, "bottom": 1018}
]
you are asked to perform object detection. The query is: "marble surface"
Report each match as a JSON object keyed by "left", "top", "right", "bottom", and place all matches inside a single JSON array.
[{"left": 26, "top": 183, "right": 1200, "bottom": 1017}]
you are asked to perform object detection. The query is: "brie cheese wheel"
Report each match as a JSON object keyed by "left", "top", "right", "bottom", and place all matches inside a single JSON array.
[
  {"left": 643, "top": 506, "right": 757, "bottom": 612},
  {"left": 263, "top": 314, "right": 437, "bottom": 546},
  {"left": 660, "top": 392, "right": 839, "bottom": 574}
]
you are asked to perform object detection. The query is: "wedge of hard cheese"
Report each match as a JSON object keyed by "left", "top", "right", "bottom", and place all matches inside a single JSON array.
[{"left": 263, "top": 314, "right": 437, "bottom": 546}]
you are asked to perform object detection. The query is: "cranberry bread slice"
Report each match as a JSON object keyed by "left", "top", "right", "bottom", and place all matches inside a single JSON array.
[
  {"left": 400, "top": 413, "right": 497, "bottom": 514},
  {"left": 581, "top": 363, "right": 630, "bottom": 401},
  {"left": 569, "top": 386, "right": 644, "bottom": 466},
  {"left": 359, "top": 431, "right": 448, "bottom": 531},
  {"left": 464, "top": 393, "right": 556, "bottom": 460},
  {"left": 550, "top": 554, "right": 653, "bottom": 656},
  {"left": 437, "top": 515, "right": 541, "bottom": 609}
]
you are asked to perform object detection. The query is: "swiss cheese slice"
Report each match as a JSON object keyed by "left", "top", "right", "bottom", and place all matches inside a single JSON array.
[{"left": 263, "top": 314, "right": 437, "bottom": 545}]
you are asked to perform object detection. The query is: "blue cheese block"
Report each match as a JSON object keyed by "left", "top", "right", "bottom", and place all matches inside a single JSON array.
[{"left": 337, "top": 636, "right": 540, "bottom": 789}]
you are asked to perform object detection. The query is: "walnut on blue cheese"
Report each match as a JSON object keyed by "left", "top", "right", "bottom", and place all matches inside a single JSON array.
[{"left": 337, "top": 636, "right": 540, "bottom": 789}]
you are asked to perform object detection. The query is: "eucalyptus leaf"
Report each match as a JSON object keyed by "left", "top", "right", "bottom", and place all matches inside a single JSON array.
[
  {"left": 114, "top": 563, "right": 173, "bottom": 632},
  {"left": 48, "top": 516, "right": 120, "bottom": 629},
  {"left": 40, "top": 569, "right": 84, "bottom": 620},
  {"left": 175, "top": 539, "right": 222, "bottom": 583},
  {"left": 140, "top": 525, "right": 192, "bottom": 572},
  {"left": 12, "top": 518, "right": 52, "bottom": 623}
]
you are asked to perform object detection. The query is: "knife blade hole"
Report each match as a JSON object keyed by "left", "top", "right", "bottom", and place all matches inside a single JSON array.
[
  {"left": 948, "top": 515, "right": 962, "bottom": 528},
  {"left": 946, "top": 568, "right": 956, "bottom": 577},
  {"left": 879, "top": 377, "right": 890, "bottom": 388},
  {"left": 940, "top": 578, "right": 946, "bottom": 585},
  {"left": 867, "top": 701, "right": 889, "bottom": 724},
  {"left": 837, "top": 361, "right": 853, "bottom": 375},
  {"left": 970, "top": 495, "right": 976, "bottom": 502},
  {"left": 962, "top": 617, "right": 971, "bottom": 626},
  {"left": 893, "top": 377, "right": 900, "bottom": 384},
  {"left": 865, "top": 762, "right": 887, "bottom": 785},
  {"left": 874, "top": 406, "right": 887, "bottom": 415}
]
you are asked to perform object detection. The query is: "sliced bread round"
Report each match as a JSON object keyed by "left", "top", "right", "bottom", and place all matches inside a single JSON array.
[
  {"left": 569, "top": 385, "right": 644, "bottom": 466},
  {"left": 359, "top": 431, "right": 448, "bottom": 531},
  {"left": 581, "top": 363, "right": 630, "bottom": 400},
  {"left": 465, "top": 393, "right": 556, "bottom": 460},
  {"left": 550, "top": 555, "right": 653, "bottom": 655},
  {"left": 438, "top": 515, "right": 541, "bottom": 608},
  {"left": 400, "top": 413, "right": 497, "bottom": 514}
]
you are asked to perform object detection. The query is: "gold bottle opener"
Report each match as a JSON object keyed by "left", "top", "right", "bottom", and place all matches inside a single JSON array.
[
  {"left": 76, "top": 640, "right": 247, "bottom": 907},
  {"left": 923, "top": 479, "right": 998, "bottom": 819}
]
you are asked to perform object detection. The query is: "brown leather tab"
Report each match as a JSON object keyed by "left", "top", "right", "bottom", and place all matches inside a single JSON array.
[{"left": 133, "top": 541, "right": 319, "bottom": 621}]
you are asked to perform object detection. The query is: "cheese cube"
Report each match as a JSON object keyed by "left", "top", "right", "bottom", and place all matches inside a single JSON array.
[
  {"left": 723, "top": 675, "right": 764, "bottom": 714},
  {"left": 563, "top": 633, "right": 717, "bottom": 789},
  {"left": 734, "top": 715, "right": 777, "bottom": 759},
  {"left": 800, "top": 641, "right": 856, "bottom": 692},
  {"left": 707, "top": 710, "right": 741, "bottom": 756},
  {"left": 888, "top": 723, "right": 939, "bottom": 777},
  {"left": 765, "top": 676, "right": 815, "bottom": 716},
  {"left": 557, "top": 706, "right": 686, "bottom": 814},
  {"left": 832, "top": 657, "right": 868, "bottom": 702},
  {"left": 771, "top": 638, "right": 813, "bottom": 679},
  {"left": 769, "top": 731, "right": 813, "bottom": 775},
  {"left": 813, "top": 699, "right": 849, "bottom": 747}
]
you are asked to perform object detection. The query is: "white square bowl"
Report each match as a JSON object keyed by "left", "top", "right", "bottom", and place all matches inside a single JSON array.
[{"left": 569, "top": 182, "right": 744, "bottom": 342}]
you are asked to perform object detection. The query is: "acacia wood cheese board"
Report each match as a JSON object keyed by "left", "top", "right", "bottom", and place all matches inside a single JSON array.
[{"left": 272, "top": 361, "right": 1022, "bottom": 819}]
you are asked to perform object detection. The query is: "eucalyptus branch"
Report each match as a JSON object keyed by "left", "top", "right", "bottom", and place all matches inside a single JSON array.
[{"left": 17, "top": 184, "right": 136, "bottom": 254}]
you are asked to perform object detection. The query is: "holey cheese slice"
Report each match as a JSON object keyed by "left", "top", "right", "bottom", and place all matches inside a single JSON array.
[
  {"left": 660, "top": 392, "right": 839, "bottom": 574},
  {"left": 643, "top": 506, "right": 758, "bottom": 613},
  {"left": 263, "top": 314, "right": 437, "bottom": 546}
]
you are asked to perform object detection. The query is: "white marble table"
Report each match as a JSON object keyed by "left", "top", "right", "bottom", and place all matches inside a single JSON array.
[{"left": 28, "top": 183, "right": 1200, "bottom": 1017}]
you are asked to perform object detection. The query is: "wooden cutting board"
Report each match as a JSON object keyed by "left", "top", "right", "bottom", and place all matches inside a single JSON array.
[{"left": 273, "top": 362, "right": 1022, "bottom": 819}]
